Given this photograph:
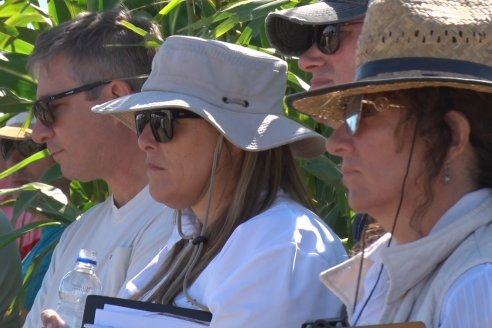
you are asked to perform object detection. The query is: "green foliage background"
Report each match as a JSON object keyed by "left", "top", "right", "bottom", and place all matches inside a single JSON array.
[{"left": 0, "top": 0, "right": 352, "bottom": 321}]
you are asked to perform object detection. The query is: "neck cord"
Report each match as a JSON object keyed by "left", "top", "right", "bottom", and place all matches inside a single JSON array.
[
  {"left": 352, "top": 122, "right": 419, "bottom": 326},
  {"left": 181, "top": 135, "right": 224, "bottom": 311}
]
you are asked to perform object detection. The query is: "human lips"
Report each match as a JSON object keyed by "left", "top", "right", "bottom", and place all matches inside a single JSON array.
[
  {"left": 48, "top": 147, "right": 63, "bottom": 159},
  {"left": 146, "top": 161, "right": 164, "bottom": 171},
  {"left": 341, "top": 166, "right": 359, "bottom": 180},
  {"left": 310, "top": 77, "right": 334, "bottom": 90}
]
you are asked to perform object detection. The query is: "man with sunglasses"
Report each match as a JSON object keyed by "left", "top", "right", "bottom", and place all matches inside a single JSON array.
[
  {"left": 265, "top": 0, "right": 367, "bottom": 90},
  {"left": 23, "top": 9, "right": 175, "bottom": 328}
]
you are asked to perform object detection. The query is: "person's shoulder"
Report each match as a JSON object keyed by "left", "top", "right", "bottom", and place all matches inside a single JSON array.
[
  {"left": 245, "top": 196, "right": 323, "bottom": 229},
  {"left": 58, "top": 198, "right": 113, "bottom": 237},
  {"left": 231, "top": 196, "right": 334, "bottom": 246}
]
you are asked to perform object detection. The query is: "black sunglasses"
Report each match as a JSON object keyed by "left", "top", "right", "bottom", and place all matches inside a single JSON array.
[
  {"left": 135, "top": 109, "right": 201, "bottom": 143},
  {"left": 1, "top": 139, "right": 47, "bottom": 160},
  {"left": 313, "top": 21, "right": 363, "bottom": 54},
  {"left": 32, "top": 75, "right": 148, "bottom": 127}
]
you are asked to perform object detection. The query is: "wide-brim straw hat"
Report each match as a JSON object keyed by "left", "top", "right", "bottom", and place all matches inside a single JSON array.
[
  {"left": 0, "top": 112, "right": 34, "bottom": 140},
  {"left": 287, "top": 0, "right": 492, "bottom": 122},
  {"left": 93, "top": 35, "right": 325, "bottom": 158},
  {"left": 265, "top": 0, "right": 368, "bottom": 56}
]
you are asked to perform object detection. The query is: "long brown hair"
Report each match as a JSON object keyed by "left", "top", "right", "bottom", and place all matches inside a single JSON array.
[{"left": 131, "top": 140, "right": 314, "bottom": 306}]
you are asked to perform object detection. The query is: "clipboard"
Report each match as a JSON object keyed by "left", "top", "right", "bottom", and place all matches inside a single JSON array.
[
  {"left": 359, "top": 324, "right": 426, "bottom": 328},
  {"left": 82, "top": 295, "right": 212, "bottom": 327}
]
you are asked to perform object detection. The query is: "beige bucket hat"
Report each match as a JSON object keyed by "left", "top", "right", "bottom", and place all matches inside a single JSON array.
[
  {"left": 0, "top": 112, "right": 35, "bottom": 140},
  {"left": 287, "top": 0, "right": 492, "bottom": 123},
  {"left": 93, "top": 35, "right": 326, "bottom": 158}
]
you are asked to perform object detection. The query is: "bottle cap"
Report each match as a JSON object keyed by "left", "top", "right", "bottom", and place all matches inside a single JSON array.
[{"left": 77, "top": 249, "right": 97, "bottom": 266}]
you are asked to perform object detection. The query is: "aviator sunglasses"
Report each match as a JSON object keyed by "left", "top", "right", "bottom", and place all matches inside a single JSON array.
[
  {"left": 33, "top": 76, "right": 148, "bottom": 127},
  {"left": 1, "top": 139, "right": 47, "bottom": 160},
  {"left": 342, "top": 95, "right": 405, "bottom": 136},
  {"left": 135, "top": 109, "right": 201, "bottom": 143},
  {"left": 312, "top": 21, "right": 363, "bottom": 54}
]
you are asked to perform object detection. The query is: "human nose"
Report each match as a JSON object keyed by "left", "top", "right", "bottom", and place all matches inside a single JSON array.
[
  {"left": 298, "top": 43, "right": 328, "bottom": 73},
  {"left": 325, "top": 124, "right": 353, "bottom": 157},
  {"left": 32, "top": 120, "right": 54, "bottom": 144},
  {"left": 137, "top": 124, "right": 158, "bottom": 152}
]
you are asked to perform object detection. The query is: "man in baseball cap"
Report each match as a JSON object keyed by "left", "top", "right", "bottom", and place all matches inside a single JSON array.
[{"left": 266, "top": 0, "right": 367, "bottom": 89}]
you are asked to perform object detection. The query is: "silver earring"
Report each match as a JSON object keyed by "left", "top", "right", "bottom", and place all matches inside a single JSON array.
[{"left": 443, "top": 164, "right": 451, "bottom": 184}]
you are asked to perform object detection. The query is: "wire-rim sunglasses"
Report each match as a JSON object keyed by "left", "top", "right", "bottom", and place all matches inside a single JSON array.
[
  {"left": 32, "top": 75, "right": 148, "bottom": 128},
  {"left": 344, "top": 95, "right": 406, "bottom": 135},
  {"left": 135, "top": 109, "right": 201, "bottom": 143}
]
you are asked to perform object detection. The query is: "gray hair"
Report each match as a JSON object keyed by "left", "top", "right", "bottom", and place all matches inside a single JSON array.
[{"left": 28, "top": 8, "right": 161, "bottom": 94}]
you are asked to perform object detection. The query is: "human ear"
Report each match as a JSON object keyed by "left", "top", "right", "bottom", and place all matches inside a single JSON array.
[
  {"left": 444, "top": 110, "right": 471, "bottom": 162},
  {"left": 109, "top": 80, "right": 133, "bottom": 99}
]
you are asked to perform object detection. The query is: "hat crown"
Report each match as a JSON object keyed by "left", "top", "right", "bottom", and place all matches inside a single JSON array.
[
  {"left": 0, "top": 112, "right": 35, "bottom": 140},
  {"left": 357, "top": 0, "right": 492, "bottom": 74},
  {"left": 92, "top": 36, "right": 327, "bottom": 158},
  {"left": 142, "top": 36, "right": 287, "bottom": 116},
  {"left": 6, "top": 112, "right": 35, "bottom": 128}
]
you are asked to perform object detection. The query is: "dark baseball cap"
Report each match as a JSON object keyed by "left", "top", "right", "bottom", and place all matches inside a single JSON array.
[{"left": 265, "top": 0, "right": 368, "bottom": 56}]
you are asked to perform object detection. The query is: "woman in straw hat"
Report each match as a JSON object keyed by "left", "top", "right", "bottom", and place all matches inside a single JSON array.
[
  {"left": 89, "top": 35, "right": 346, "bottom": 327},
  {"left": 288, "top": 0, "right": 492, "bottom": 327}
]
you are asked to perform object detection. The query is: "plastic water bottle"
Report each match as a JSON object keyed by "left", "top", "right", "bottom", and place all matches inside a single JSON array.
[{"left": 56, "top": 249, "right": 102, "bottom": 327}]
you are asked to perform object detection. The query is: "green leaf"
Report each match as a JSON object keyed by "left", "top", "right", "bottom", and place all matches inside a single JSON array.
[
  {"left": 119, "top": 19, "right": 147, "bottom": 37},
  {"left": 40, "top": 163, "right": 64, "bottom": 184},
  {"left": 4, "top": 13, "right": 48, "bottom": 27},
  {"left": 0, "top": 149, "right": 49, "bottom": 180},
  {"left": 158, "top": 0, "right": 185, "bottom": 16},
  {"left": 213, "top": 14, "right": 239, "bottom": 38},
  {"left": 287, "top": 71, "right": 309, "bottom": 92},
  {"left": 0, "top": 88, "right": 33, "bottom": 112},
  {"left": 0, "top": 22, "right": 19, "bottom": 37},
  {"left": 0, "top": 220, "right": 62, "bottom": 248},
  {"left": 300, "top": 155, "right": 345, "bottom": 189}
]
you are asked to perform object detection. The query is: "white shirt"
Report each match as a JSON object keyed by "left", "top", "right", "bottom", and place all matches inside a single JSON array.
[
  {"left": 121, "top": 194, "right": 348, "bottom": 328},
  {"left": 352, "top": 189, "right": 492, "bottom": 327},
  {"left": 24, "top": 186, "right": 175, "bottom": 328}
]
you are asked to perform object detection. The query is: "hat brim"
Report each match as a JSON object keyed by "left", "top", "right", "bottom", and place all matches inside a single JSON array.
[
  {"left": 266, "top": 1, "right": 366, "bottom": 56},
  {"left": 287, "top": 75, "right": 492, "bottom": 121},
  {"left": 0, "top": 126, "right": 32, "bottom": 140},
  {"left": 93, "top": 92, "right": 326, "bottom": 158}
]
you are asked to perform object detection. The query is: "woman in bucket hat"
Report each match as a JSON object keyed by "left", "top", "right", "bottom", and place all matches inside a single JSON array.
[
  {"left": 90, "top": 35, "right": 348, "bottom": 327},
  {"left": 288, "top": 0, "right": 492, "bottom": 327}
]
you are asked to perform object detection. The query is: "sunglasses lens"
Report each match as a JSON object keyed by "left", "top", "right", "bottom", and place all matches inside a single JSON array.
[
  {"left": 1, "top": 140, "right": 13, "bottom": 160},
  {"left": 344, "top": 95, "right": 363, "bottom": 136},
  {"left": 0, "top": 139, "right": 45, "bottom": 159},
  {"left": 150, "top": 112, "right": 172, "bottom": 143},
  {"left": 33, "top": 101, "right": 54, "bottom": 127},
  {"left": 317, "top": 25, "right": 340, "bottom": 54},
  {"left": 135, "top": 111, "right": 173, "bottom": 143},
  {"left": 135, "top": 112, "right": 148, "bottom": 137},
  {"left": 17, "top": 140, "right": 46, "bottom": 158}
]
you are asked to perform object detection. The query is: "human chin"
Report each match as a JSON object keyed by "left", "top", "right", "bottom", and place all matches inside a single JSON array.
[
  {"left": 147, "top": 181, "right": 183, "bottom": 208},
  {"left": 346, "top": 188, "right": 373, "bottom": 213}
]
